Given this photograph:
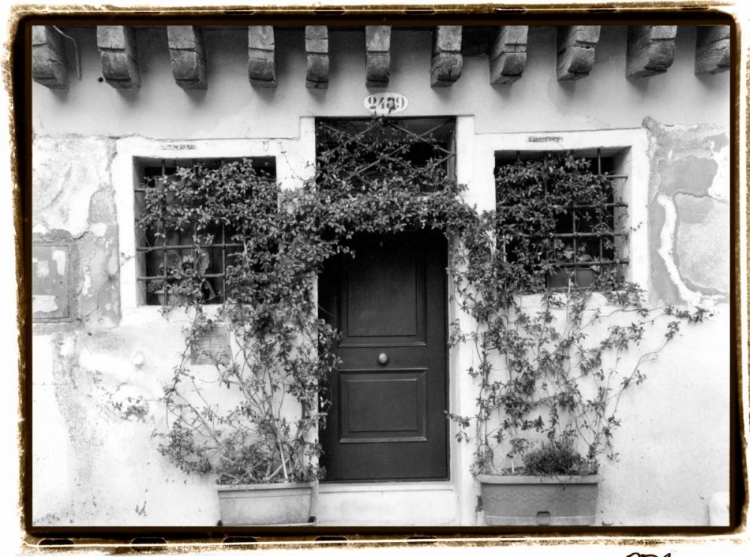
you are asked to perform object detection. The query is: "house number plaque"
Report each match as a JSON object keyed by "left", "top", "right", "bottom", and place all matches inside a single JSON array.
[{"left": 364, "top": 92, "right": 408, "bottom": 116}]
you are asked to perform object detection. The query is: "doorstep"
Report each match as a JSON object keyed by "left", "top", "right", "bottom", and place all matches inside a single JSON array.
[{"left": 315, "top": 482, "right": 458, "bottom": 526}]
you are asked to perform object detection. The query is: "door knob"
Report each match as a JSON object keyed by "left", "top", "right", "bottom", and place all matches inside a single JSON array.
[{"left": 378, "top": 353, "right": 389, "bottom": 365}]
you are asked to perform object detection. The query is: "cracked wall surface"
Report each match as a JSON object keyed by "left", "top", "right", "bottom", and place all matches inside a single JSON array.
[
  {"left": 644, "top": 117, "right": 729, "bottom": 306},
  {"left": 31, "top": 135, "right": 222, "bottom": 525},
  {"left": 32, "top": 136, "right": 120, "bottom": 328}
]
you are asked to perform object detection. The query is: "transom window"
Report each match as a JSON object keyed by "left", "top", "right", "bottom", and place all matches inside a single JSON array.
[
  {"left": 315, "top": 117, "right": 456, "bottom": 191},
  {"left": 134, "top": 157, "right": 276, "bottom": 306},
  {"left": 494, "top": 149, "right": 629, "bottom": 290}
]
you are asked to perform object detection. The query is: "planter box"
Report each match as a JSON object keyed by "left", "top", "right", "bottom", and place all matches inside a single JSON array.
[
  {"left": 477, "top": 474, "right": 601, "bottom": 526},
  {"left": 217, "top": 482, "right": 317, "bottom": 526}
]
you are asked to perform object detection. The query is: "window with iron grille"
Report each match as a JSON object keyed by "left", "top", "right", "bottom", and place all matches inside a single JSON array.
[
  {"left": 315, "top": 117, "right": 456, "bottom": 192},
  {"left": 134, "top": 157, "right": 276, "bottom": 306},
  {"left": 495, "top": 149, "right": 629, "bottom": 290}
]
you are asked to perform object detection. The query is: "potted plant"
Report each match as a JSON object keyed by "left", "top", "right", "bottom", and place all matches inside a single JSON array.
[
  {"left": 476, "top": 438, "right": 602, "bottom": 526},
  {"left": 448, "top": 154, "right": 710, "bottom": 526},
  {"left": 143, "top": 159, "right": 339, "bottom": 525}
]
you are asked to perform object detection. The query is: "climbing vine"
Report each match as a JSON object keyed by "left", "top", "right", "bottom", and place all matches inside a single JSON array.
[{"left": 141, "top": 117, "right": 709, "bottom": 485}]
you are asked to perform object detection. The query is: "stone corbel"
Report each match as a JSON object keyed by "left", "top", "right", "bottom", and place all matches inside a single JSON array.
[
  {"left": 248, "top": 26, "right": 276, "bottom": 89},
  {"left": 306, "top": 26, "right": 329, "bottom": 89},
  {"left": 97, "top": 26, "right": 141, "bottom": 89},
  {"left": 167, "top": 26, "right": 207, "bottom": 90},
  {"left": 695, "top": 26, "right": 730, "bottom": 75},
  {"left": 32, "top": 26, "right": 69, "bottom": 89},
  {"left": 626, "top": 26, "right": 677, "bottom": 79},
  {"left": 557, "top": 26, "right": 601, "bottom": 81},
  {"left": 366, "top": 26, "right": 391, "bottom": 88},
  {"left": 431, "top": 26, "right": 463, "bottom": 87},
  {"left": 489, "top": 26, "right": 528, "bottom": 85}
]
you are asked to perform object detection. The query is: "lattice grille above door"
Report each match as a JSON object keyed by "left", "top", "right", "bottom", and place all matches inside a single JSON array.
[{"left": 315, "top": 117, "right": 456, "bottom": 192}]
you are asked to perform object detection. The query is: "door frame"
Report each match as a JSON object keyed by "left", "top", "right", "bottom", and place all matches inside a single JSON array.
[
  {"left": 310, "top": 115, "right": 476, "bottom": 525},
  {"left": 317, "top": 230, "right": 450, "bottom": 483},
  {"left": 313, "top": 231, "right": 459, "bottom": 525}
]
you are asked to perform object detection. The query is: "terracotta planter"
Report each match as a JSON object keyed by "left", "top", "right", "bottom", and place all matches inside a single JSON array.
[
  {"left": 217, "top": 482, "right": 317, "bottom": 526},
  {"left": 477, "top": 474, "right": 602, "bottom": 526}
]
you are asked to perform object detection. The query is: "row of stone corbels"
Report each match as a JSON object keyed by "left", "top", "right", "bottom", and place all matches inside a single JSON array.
[
  {"left": 491, "top": 25, "right": 729, "bottom": 83},
  {"left": 32, "top": 25, "right": 730, "bottom": 91}
]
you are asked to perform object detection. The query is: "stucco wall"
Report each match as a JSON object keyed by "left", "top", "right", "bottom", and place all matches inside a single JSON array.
[
  {"left": 593, "top": 119, "right": 731, "bottom": 526},
  {"left": 30, "top": 25, "right": 731, "bottom": 527}
]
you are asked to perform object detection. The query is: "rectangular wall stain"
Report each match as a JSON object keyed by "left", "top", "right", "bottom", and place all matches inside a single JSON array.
[{"left": 33, "top": 244, "right": 70, "bottom": 321}]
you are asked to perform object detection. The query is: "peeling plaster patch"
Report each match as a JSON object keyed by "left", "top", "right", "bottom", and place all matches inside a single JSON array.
[
  {"left": 33, "top": 295, "right": 59, "bottom": 313},
  {"left": 108, "top": 254, "right": 119, "bottom": 276},
  {"left": 33, "top": 136, "right": 115, "bottom": 237},
  {"left": 655, "top": 196, "right": 701, "bottom": 306},
  {"left": 35, "top": 259, "right": 50, "bottom": 278},
  {"left": 61, "top": 337, "right": 76, "bottom": 358},
  {"left": 708, "top": 141, "right": 729, "bottom": 202},
  {"left": 81, "top": 267, "right": 91, "bottom": 297},
  {"left": 52, "top": 249, "right": 67, "bottom": 275},
  {"left": 90, "top": 223, "right": 108, "bottom": 237},
  {"left": 658, "top": 156, "right": 717, "bottom": 197},
  {"left": 649, "top": 203, "right": 681, "bottom": 305},
  {"left": 706, "top": 133, "right": 728, "bottom": 151},
  {"left": 674, "top": 195, "right": 729, "bottom": 294}
]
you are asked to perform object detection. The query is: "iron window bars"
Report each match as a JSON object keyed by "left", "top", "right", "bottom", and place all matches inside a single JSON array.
[
  {"left": 134, "top": 157, "right": 276, "bottom": 306},
  {"left": 315, "top": 117, "right": 456, "bottom": 192},
  {"left": 495, "top": 149, "right": 629, "bottom": 289}
]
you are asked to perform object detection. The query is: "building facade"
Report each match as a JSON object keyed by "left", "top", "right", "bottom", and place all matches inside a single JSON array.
[{"left": 30, "top": 23, "right": 732, "bottom": 527}]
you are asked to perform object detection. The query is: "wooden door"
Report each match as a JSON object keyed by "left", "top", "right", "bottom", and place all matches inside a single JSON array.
[{"left": 318, "top": 230, "right": 448, "bottom": 481}]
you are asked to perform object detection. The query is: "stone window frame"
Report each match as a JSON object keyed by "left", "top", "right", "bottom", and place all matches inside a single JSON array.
[
  {"left": 134, "top": 157, "right": 277, "bottom": 308},
  {"left": 113, "top": 120, "right": 316, "bottom": 325},
  {"left": 459, "top": 124, "right": 650, "bottom": 291},
  {"left": 494, "top": 149, "right": 629, "bottom": 290}
]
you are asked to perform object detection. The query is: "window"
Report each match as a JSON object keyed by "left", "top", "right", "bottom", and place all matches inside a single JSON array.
[
  {"left": 494, "top": 149, "right": 629, "bottom": 290},
  {"left": 134, "top": 157, "right": 276, "bottom": 306},
  {"left": 315, "top": 117, "right": 456, "bottom": 192}
]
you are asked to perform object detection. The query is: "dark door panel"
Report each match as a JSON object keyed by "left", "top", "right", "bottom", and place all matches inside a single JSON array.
[
  {"left": 319, "top": 230, "right": 448, "bottom": 481},
  {"left": 339, "top": 369, "right": 427, "bottom": 442}
]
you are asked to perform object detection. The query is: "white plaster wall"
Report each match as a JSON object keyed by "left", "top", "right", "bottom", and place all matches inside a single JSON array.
[
  {"left": 596, "top": 308, "right": 731, "bottom": 525},
  {"left": 32, "top": 323, "right": 222, "bottom": 526}
]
